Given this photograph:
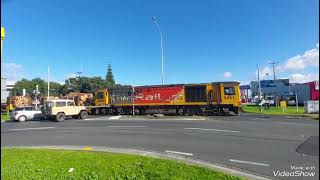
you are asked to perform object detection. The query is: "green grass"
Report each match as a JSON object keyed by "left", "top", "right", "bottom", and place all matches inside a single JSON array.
[
  {"left": 1, "top": 148, "right": 243, "bottom": 180},
  {"left": 1, "top": 113, "right": 10, "bottom": 121},
  {"left": 241, "top": 105, "right": 306, "bottom": 115}
]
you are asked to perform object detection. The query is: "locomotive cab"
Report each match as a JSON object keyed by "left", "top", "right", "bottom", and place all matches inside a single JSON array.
[
  {"left": 94, "top": 89, "right": 109, "bottom": 106},
  {"left": 215, "top": 82, "right": 241, "bottom": 114}
]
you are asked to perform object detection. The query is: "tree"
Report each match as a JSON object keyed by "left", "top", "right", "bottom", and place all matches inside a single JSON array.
[
  {"left": 11, "top": 78, "right": 62, "bottom": 97},
  {"left": 64, "top": 76, "right": 107, "bottom": 94},
  {"left": 11, "top": 78, "right": 31, "bottom": 96},
  {"left": 105, "top": 64, "right": 115, "bottom": 85},
  {"left": 49, "top": 82, "right": 63, "bottom": 96},
  {"left": 10, "top": 72, "right": 118, "bottom": 98}
]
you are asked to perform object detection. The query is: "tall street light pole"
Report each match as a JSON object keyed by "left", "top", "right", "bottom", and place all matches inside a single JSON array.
[
  {"left": 152, "top": 16, "right": 164, "bottom": 85},
  {"left": 47, "top": 66, "right": 50, "bottom": 100}
]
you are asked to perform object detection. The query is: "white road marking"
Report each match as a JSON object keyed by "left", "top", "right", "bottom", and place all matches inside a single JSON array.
[
  {"left": 165, "top": 150, "right": 193, "bottom": 156},
  {"left": 83, "top": 118, "right": 103, "bottom": 121},
  {"left": 273, "top": 122, "right": 312, "bottom": 126},
  {"left": 83, "top": 116, "right": 121, "bottom": 121},
  {"left": 107, "top": 126, "right": 147, "bottom": 128},
  {"left": 109, "top": 116, "right": 122, "bottom": 120},
  {"left": 229, "top": 159, "right": 270, "bottom": 167},
  {"left": 83, "top": 117, "right": 112, "bottom": 121},
  {"left": 184, "top": 128, "right": 240, "bottom": 133},
  {"left": 9, "top": 127, "right": 56, "bottom": 131}
]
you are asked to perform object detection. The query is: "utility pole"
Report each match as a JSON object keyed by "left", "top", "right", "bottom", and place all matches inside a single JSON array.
[
  {"left": 47, "top": 66, "right": 50, "bottom": 100},
  {"left": 76, "top": 64, "right": 82, "bottom": 93},
  {"left": 269, "top": 61, "right": 278, "bottom": 81},
  {"left": 257, "top": 64, "right": 262, "bottom": 101},
  {"left": 257, "top": 64, "right": 263, "bottom": 111},
  {"left": 77, "top": 64, "right": 83, "bottom": 76},
  {"left": 295, "top": 90, "right": 299, "bottom": 112}
]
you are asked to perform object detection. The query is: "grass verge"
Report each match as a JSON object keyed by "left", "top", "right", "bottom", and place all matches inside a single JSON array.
[
  {"left": 241, "top": 105, "right": 305, "bottom": 115},
  {"left": 1, "top": 148, "right": 243, "bottom": 180},
  {"left": 1, "top": 114, "right": 10, "bottom": 121},
  {"left": 241, "top": 105, "right": 319, "bottom": 119}
]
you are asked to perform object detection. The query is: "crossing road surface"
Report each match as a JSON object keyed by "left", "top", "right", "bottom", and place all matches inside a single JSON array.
[{"left": 1, "top": 114, "right": 319, "bottom": 179}]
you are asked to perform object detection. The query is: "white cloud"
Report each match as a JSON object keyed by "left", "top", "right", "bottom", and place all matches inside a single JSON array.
[
  {"left": 252, "top": 43, "right": 319, "bottom": 84},
  {"left": 223, "top": 72, "right": 232, "bottom": 78},
  {"left": 289, "top": 73, "right": 319, "bottom": 83},
  {"left": 1, "top": 62, "right": 25, "bottom": 83},
  {"left": 283, "top": 44, "right": 319, "bottom": 70}
]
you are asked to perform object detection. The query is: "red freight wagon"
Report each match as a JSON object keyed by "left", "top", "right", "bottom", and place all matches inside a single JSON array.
[{"left": 133, "top": 85, "right": 184, "bottom": 105}]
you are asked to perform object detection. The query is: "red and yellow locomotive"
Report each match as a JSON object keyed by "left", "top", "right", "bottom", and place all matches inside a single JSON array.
[{"left": 89, "top": 81, "right": 240, "bottom": 116}]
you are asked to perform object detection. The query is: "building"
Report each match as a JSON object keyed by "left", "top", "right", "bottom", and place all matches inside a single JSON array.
[
  {"left": 306, "top": 81, "right": 319, "bottom": 100},
  {"left": 1, "top": 77, "right": 14, "bottom": 103},
  {"left": 1, "top": 77, "right": 8, "bottom": 103},
  {"left": 251, "top": 79, "right": 290, "bottom": 102},
  {"left": 250, "top": 79, "right": 319, "bottom": 105},
  {"left": 290, "top": 81, "right": 319, "bottom": 105},
  {"left": 240, "top": 85, "right": 251, "bottom": 103},
  {"left": 289, "top": 83, "right": 311, "bottom": 105}
]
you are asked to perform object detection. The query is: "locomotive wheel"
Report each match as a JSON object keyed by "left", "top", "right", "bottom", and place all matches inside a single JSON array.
[
  {"left": 176, "top": 109, "right": 184, "bottom": 116},
  {"left": 101, "top": 108, "right": 108, "bottom": 115}
]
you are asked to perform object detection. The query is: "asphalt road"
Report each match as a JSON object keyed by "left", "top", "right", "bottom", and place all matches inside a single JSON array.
[{"left": 1, "top": 113, "right": 319, "bottom": 180}]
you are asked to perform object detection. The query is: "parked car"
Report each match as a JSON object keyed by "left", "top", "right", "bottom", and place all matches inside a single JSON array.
[
  {"left": 287, "top": 96, "right": 296, "bottom": 106},
  {"left": 265, "top": 96, "right": 275, "bottom": 105},
  {"left": 287, "top": 100, "right": 296, "bottom": 106},
  {"left": 10, "top": 106, "right": 44, "bottom": 122}
]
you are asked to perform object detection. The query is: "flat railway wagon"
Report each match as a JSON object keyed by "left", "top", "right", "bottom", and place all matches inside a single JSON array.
[{"left": 88, "top": 81, "right": 241, "bottom": 116}]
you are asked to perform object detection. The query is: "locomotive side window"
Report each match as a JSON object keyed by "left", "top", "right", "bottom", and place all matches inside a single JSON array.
[
  {"left": 97, "top": 92, "right": 104, "bottom": 99},
  {"left": 224, "top": 87, "right": 235, "bottom": 95}
]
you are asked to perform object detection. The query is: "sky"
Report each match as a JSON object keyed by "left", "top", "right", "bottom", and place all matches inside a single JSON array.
[{"left": 1, "top": 0, "right": 319, "bottom": 85}]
